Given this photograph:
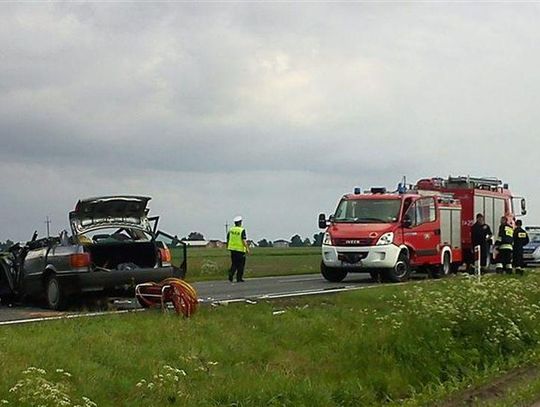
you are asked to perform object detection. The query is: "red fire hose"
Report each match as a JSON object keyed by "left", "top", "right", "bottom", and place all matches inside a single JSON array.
[{"left": 135, "top": 278, "right": 198, "bottom": 317}]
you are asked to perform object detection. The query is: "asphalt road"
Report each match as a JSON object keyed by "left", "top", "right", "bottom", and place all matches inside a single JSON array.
[{"left": 0, "top": 272, "right": 380, "bottom": 325}]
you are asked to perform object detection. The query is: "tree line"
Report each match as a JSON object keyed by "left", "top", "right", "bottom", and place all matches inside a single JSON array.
[
  {"left": 181, "top": 232, "right": 325, "bottom": 247},
  {"left": 0, "top": 240, "right": 14, "bottom": 251},
  {"left": 257, "top": 233, "right": 324, "bottom": 247},
  {"left": 0, "top": 232, "right": 325, "bottom": 251}
]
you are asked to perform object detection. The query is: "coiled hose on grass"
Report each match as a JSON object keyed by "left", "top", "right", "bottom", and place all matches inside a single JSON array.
[{"left": 135, "top": 278, "right": 198, "bottom": 317}]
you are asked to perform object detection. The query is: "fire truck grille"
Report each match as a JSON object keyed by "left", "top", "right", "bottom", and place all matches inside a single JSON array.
[
  {"left": 334, "top": 238, "right": 373, "bottom": 247},
  {"left": 338, "top": 252, "right": 368, "bottom": 264}
]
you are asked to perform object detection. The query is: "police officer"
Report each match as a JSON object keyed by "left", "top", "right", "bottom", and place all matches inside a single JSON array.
[
  {"left": 227, "top": 216, "right": 250, "bottom": 282},
  {"left": 513, "top": 219, "right": 530, "bottom": 276},
  {"left": 495, "top": 216, "right": 514, "bottom": 274},
  {"left": 470, "top": 213, "right": 492, "bottom": 273}
]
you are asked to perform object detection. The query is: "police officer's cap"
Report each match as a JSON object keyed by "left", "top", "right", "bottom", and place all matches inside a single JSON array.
[{"left": 233, "top": 215, "right": 243, "bottom": 223}]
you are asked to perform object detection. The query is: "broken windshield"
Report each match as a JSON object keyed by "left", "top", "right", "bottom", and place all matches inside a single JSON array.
[{"left": 334, "top": 199, "right": 401, "bottom": 223}]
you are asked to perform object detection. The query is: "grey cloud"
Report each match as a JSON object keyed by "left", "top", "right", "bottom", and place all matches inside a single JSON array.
[{"left": 0, "top": 3, "right": 539, "bottom": 241}]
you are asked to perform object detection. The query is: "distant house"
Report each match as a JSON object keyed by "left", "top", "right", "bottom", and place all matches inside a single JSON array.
[
  {"left": 272, "top": 239, "right": 290, "bottom": 248},
  {"left": 182, "top": 240, "right": 209, "bottom": 248},
  {"left": 207, "top": 240, "right": 226, "bottom": 248}
]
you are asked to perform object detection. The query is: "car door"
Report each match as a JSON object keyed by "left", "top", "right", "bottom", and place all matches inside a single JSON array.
[
  {"left": 22, "top": 247, "right": 49, "bottom": 295},
  {"left": 404, "top": 198, "right": 439, "bottom": 265}
]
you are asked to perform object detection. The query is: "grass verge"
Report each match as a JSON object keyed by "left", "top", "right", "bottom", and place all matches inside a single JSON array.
[
  {"left": 171, "top": 247, "right": 321, "bottom": 282},
  {"left": 1, "top": 273, "right": 540, "bottom": 406}
]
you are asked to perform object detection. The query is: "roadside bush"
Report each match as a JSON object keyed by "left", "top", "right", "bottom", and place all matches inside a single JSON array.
[{"left": 2, "top": 367, "right": 96, "bottom": 407}]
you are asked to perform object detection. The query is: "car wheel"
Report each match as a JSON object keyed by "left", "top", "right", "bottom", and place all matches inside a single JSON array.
[
  {"left": 383, "top": 252, "right": 411, "bottom": 283},
  {"left": 46, "top": 274, "right": 68, "bottom": 310},
  {"left": 320, "top": 261, "right": 347, "bottom": 282}
]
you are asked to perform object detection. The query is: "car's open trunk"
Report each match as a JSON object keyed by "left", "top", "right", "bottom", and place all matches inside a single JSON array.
[{"left": 87, "top": 242, "right": 158, "bottom": 270}]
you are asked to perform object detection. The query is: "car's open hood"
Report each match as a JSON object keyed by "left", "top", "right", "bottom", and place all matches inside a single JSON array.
[{"left": 69, "top": 196, "right": 152, "bottom": 235}]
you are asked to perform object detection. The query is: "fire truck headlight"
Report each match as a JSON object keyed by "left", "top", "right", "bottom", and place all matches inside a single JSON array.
[
  {"left": 376, "top": 232, "right": 394, "bottom": 246},
  {"left": 323, "top": 232, "right": 332, "bottom": 245}
]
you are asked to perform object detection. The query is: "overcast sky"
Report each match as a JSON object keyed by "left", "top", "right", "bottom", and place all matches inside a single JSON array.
[{"left": 1, "top": 2, "right": 539, "bottom": 242}]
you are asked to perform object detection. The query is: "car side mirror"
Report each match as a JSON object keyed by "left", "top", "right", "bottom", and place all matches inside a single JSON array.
[
  {"left": 402, "top": 218, "right": 412, "bottom": 228},
  {"left": 318, "top": 213, "right": 327, "bottom": 229},
  {"left": 521, "top": 198, "right": 527, "bottom": 216}
]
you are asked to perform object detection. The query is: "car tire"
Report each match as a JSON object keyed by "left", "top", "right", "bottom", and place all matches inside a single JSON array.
[
  {"left": 46, "top": 274, "right": 68, "bottom": 311},
  {"left": 320, "top": 261, "right": 347, "bottom": 282},
  {"left": 382, "top": 252, "right": 411, "bottom": 283}
]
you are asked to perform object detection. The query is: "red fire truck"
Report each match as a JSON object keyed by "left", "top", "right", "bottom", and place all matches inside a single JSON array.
[{"left": 318, "top": 176, "right": 526, "bottom": 283}]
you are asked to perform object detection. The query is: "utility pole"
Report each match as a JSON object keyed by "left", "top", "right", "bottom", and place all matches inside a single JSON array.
[
  {"left": 45, "top": 216, "right": 51, "bottom": 238},
  {"left": 224, "top": 222, "right": 229, "bottom": 240}
]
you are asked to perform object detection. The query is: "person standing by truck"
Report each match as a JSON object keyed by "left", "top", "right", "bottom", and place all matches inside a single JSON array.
[
  {"left": 495, "top": 216, "right": 514, "bottom": 274},
  {"left": 227, "top": 216, "right": 250, "bottom": 282},
  {"left": 470, "top": 213, "right": 492, "bottom": 273},
  {"left": 513, "top": 219, "right": 530, "bottom": 276}
]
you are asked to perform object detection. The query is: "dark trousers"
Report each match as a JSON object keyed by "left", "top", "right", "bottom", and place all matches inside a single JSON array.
[
  {"left": 513, "top": 248, "right": 525, "bottom": 269},
  {"left": 473, "top": 244, "right": 490, "bottom": 267},
  {"left": 497, "top": 248, "right": 513, "bottom": 273},
  {"left": 229, "top": 251, "right": 246, "bottom": 281}
]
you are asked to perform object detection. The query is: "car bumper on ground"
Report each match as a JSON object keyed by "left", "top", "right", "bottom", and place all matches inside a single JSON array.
[
  {"left": 321, "top": 244, "right": 400, "bottom": 269},
  {"left": 61, "top": 267, "right": 177, "bottom": 292}
]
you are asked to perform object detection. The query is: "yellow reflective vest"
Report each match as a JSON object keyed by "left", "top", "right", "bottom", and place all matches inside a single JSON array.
[
  {"left": 499, "top": 225, "right": 514, "bottom": 250},
  {"left": 227, "top": 226, "right": 247, "bottom": 253}
]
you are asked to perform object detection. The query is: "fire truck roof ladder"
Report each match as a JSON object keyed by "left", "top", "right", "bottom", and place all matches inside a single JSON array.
[{"left": 447, "top": 176, "right": 502, "bottom": 190}]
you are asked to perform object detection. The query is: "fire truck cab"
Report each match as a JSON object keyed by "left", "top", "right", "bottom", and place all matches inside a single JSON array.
[{"left": 318, "top": 176, "right": 525, "bottom": 283}]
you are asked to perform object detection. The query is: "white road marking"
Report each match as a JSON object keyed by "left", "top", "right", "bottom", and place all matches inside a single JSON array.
[
  {"left": 278, "top": 277, "right": 321, "bottom": 283},
  {"left": 0, "top": 308, "right": 145, "bottom": 327}
]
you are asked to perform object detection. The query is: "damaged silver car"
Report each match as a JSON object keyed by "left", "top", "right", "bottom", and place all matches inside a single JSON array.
[{"left": 0, "top": 196, "right": 186, "bottom": 310}]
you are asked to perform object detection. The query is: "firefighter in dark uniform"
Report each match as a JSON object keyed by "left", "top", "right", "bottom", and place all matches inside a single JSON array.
[
  {"left": 495, "top": 216, "right": 514, "bottom": 274},
  {"left": 470, "top": 213, "right": 492, "bottom": 273},
  {"left": 513, "top": 219, "right": 530, "bottom": 276},
  {"left": 227, "top": 216, "right": 250, "bottom": 282}
]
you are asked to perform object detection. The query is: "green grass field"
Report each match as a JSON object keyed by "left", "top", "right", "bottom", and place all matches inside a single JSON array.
[
  {"left": 171, "top": 247, "right": 321, "bottom": 281},
  {"left": 1, "top": 273, "right": 540, "bottom": 406}
]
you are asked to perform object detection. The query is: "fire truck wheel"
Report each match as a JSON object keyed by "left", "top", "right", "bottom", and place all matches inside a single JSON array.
[
  {"left": 432, "top": 253, "right": 451, "bottom": 279},
  {"left": 383, "top": 253, "right": 411, "bottom": 283},
  {"left": 320, "top": 262, "right": 348, "bottom": 282}
]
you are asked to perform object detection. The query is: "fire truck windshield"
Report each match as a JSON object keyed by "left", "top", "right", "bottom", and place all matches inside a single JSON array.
[{"left": 334, "top": 199, "right": 401, "bottom": 223}]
